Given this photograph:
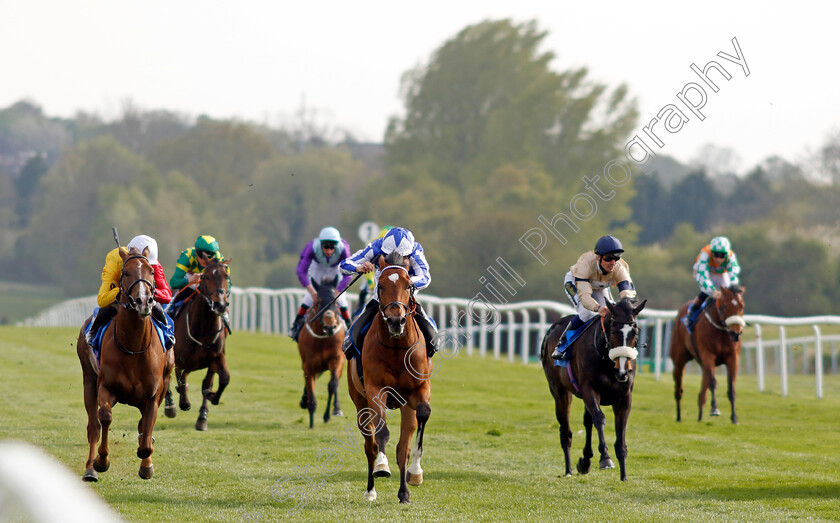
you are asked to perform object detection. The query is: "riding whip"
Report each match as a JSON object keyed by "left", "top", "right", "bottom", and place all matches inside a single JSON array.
[
  {"left": 112, "top": 226, "right": 120, "bottom": 248},
  {"left": 310, "top": 273, "right": 364, "bottom": 322}
]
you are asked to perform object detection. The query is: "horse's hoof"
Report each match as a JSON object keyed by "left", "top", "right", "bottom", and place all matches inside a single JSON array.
[
  {"left": 600, "top": 458, "right": 615, "bottom": 470},
  {"left": 364, "top": 488, "right": 377, "bottom": 501},
  {"left": 82, "top": 469, "right": 99, "bottom": 482},
  {"left": 180, "top": 402, "right": 191, "bottom": 412},
  {"left": 710, "top": 408, "right": 721, "bottom": 416},
  {"left": 373, "top": 465, "right": 391, "bottom": 478},
  {"left": 138, "top": 465, "right": 154, "bottom": 479},
  {"left": 195, "top": 417, "right": 208, "bottom": 431},
  {"left": 323, "top": 413, "right": 330, "bottom": 424},
  {"left": 564, "top": 472, "right": 573, "bottom": 478},
  {"left": 93, "top": 457, "right": 110, "bottom": 473},
  {"left": 299, "top": 397, "right": 307, "bottom": 410},
  {"left": 407, "top": 471, "right": 423, "bottom": 486},
  {"left": 332, "top": 408, "right": 344, "bottom": 417},
  {"left": 164, "top": 405, "right": 177, "bottom": 418},
  {"left": 576, "top": 458, "right": 590, "bottom": 475}
]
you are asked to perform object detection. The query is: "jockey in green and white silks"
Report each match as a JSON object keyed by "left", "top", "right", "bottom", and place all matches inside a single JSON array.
[
  {"left": 682, "top": 236, "right": 741, "bottom": 333},
  {"left": 339, "top": 227, "right": 438, "bottom": 359}
]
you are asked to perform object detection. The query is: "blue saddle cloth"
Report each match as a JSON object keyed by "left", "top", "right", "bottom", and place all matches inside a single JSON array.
[
  {"left": 554, "top": 316, "right": 599, "bottom": 368},
  {"left": 85, "top": 307, "right": 172, "bottom": 367}
]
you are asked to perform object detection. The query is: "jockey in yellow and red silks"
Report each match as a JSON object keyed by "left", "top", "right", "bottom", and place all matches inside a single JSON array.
[{"left": 682, "top": 236, "right": 741, "bottom": 333}]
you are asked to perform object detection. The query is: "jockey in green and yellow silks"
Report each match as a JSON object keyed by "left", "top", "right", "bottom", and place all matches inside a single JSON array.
[{"left": 167, "top": 235, "right": 230, "bottom": 318}]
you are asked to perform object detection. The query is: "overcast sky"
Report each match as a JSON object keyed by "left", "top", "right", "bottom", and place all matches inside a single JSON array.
[{"left": 2, "top": 1, "right": 836, "bottom": 171}]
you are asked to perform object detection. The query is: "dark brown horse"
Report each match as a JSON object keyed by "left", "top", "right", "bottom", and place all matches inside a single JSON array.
[
  {"left": 347, "top": 255, "right": 431, "bottom": 503},
  {"left": 77, "top": 246, "right": 174, "bottom": 481},
  {"left": 670, "top": 284, "right": 746, "bottom": 424},
  {"left": 540, "top": 298, "right": 646, "bottom": 481},
  {"left": 297, "top": 278, "right": 346, "bottom": 428},
  {"left": 164, "top": 259, "right": 231, "bottom": 431}
]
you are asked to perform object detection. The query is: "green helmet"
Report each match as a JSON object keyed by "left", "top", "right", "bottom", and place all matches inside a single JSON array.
[
  {"left": 710, "top": 236, "right": 731, "bottom": 254},
  {"left": 194, "top": 235, "right": 220, "bottom": 254}
]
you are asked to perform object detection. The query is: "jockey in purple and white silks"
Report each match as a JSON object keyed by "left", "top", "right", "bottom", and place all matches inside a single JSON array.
[
  {"left": 288, "top": 227, "right": 354, "bottom": 341},
  {"left": 339, "top": 227, "right": 438, "bottom": 359}
]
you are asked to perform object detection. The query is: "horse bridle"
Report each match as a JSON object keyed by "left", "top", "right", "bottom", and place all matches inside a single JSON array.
[
  {"left": 703, "top": 295, "right": 745, "bottom": 342},
  {"left": 118, "top": 254, "right": 155, "bottom": 312},
  {"left": 185, "top": 264, "right": 230, "bottom": 348},
  {"left": 305, "top": 291, "right": 342, "bottom": 339},
  {"left": 377, "top": 265, "right": 417, "bottom": 321},
  {"left": 597, "top": 314, "right": 640, "bottom": 359},
  {"left": 114, "top": 254, "right": 155, "bottom": 355}
]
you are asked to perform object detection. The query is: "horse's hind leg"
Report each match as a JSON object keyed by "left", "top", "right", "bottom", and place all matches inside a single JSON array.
[
  {"left": 725, "top": 356, "right": 739, "bottom": 424},
  {"left": 554, "top": 391, "right": 574, "bottom": 477},
  {"left": 196, "top": 368, "right": 216, "bottom": 431},
  {"left": 136, "top": 398, "right": 159, "bottom": 479},
  {"left": 577, "top": 409, "right": 593, "bottom": 475},
  {"left": 304, "top": 372, "right": 317, "bottom": 429},
  {"left": 176, "top": 367, "right": 191, "bottom": 411},
  {"left": 672, "top": 347, "right": 689, "bottom": 422},
  {"left": 408, "top": 401, "right": 431, "bottom": 487},
  {"left": 94, "top": 388, "right": 116, "bottom": 474},
  {"left": 326, "top": 361, "right": 344, "bottom": 421}
]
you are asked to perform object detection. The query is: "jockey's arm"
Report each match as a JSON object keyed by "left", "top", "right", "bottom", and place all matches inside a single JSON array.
[
  {"left": 296, "top": 242, "right": 317, "bottom": 288},
  {"left": 613, "top": 262, "right": 637, "bottom": 301},
  {"left": 407, "top": 245, "right": 431, "bottom": 291},
  {"left": 97, "top": 248, "right": 122, "bottom": 308},
  {"left": 340, "top": 242, "right": 377, "bottom": 275},
  {"left": 152, "top": 264, "right": 173, "bottom": 304},
  {"left": 169, "top": 249, "right": 193, "bottom": 290}
]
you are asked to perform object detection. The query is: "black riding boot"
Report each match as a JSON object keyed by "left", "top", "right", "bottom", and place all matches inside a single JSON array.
[
  {"left": 289, "top": 314, "right": 305, "bottom": 341},
  {"left": 344, "top": 300, "right": 378, "bottom": 359},
  {"left": 551, "top": 315, "right": 585, "bottom": 360},
  {"left": 86, "top": 303, "right": 118, "bottom": 346},
  {"left": 414, "top": 302, "right": 439, "bottom": 358}
]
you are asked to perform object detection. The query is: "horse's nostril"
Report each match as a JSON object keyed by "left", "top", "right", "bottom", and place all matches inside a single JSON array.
[{"left": 400, "top": 317, "right": 406, "bottom": 326}]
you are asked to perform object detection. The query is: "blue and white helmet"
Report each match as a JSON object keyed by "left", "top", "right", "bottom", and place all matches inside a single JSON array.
[
  {"left": 318, "top": 227, "right": 341, "bottom": 243},
  {"left": 381, "top": 227, "right": 415, "bottom": 256}
]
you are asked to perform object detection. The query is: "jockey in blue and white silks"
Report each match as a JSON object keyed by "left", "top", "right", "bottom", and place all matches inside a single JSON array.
[
  {"left": 339, "top": 227, "right": 438, "bottom": 359},
  {"left": 288, "top": 226, "right": 354, "bottom": 341}
]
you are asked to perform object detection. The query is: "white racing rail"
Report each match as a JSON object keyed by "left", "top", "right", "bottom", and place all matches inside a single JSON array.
[{"left": 19, "top": 288, "right": 840, "bottom": 398}]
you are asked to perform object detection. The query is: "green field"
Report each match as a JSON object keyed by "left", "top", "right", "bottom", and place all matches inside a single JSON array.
[{"left": 1, "top": 327, "right": 839, "bottom": 522}]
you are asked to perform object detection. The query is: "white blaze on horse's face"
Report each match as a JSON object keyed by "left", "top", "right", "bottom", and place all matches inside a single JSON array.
[
  {"left": 620, "top": 324, "right": 634, "bottom": 348},
  {"left": 388, "top": 273, "right": 399, "bottom": 283}
]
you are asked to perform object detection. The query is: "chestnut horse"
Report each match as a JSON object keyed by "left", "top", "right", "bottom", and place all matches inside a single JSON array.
[
  {"left": 540, "top": 298, "right": 647, "bottom": 481},
  {"left": 77, "top": 246, "right": 174, "bottom": 481},
  {"left": 297, "top": 278, "right": 346, "bottom": 429},
  {"left": 347, "top": 255, "right": 431, "bottom": 503},
  {"left": 670, "top": 284, "right": 746, "bottom": 424},
  {"left": 164, "top": 259, "right": 232, "bottom": 431}
]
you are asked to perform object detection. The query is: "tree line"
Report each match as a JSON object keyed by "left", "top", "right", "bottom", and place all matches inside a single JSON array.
[{"left": 1, "top": 19, "right": 839, "bottom": 316}]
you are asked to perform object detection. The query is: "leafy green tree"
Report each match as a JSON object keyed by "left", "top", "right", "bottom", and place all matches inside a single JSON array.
[{"left": 13, "top": 154, "right": 49, "bottom": 226}]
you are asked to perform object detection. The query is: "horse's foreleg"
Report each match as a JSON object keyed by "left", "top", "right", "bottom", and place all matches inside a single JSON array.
[
  {"left": 726, "top": 355, "right": 739, "bottom": 424},
  {"left": 698, "top": 359, "right": 716, "bottom": 421},
  {"left": 396, "top": 405, "right": 419, "bottom": 504},
  {"left": 352, "top": 395, "right": 378, "bottom": 501},
  {"left": 176, "top": 367, "right": 190, "bottom": 411},
  {"left": 612, "top": 397, "right": 633, "bottom": 481},
  {"left": 196, "top": 368, "right": 215, "bottom": 431},
  {"left": 304, "top": 373, "right": 317, "bottom": 429},
  {"left": 94, "top": 388, "right": 116, "bottom": 474},
  {"left": 137, "top": 399, "right": 158, "bottom": 479},
  {"left": 207, "top": 355, "right": 230, "bottom": 405},
  {"left": 164, "top": 387, "right": 177, "bottom": 418},
  {"left": 577, "top": 409, "right": 593, "bottom": 475},
  {"left": 555, "top": 391, "right": 574, "bottom": 477},
  {"left": 323, "top": 371, "right": 341, "bottom": 424},
  {"left": 583, "top": 392, "right": 613, "bottom": 471},
  {"left": 82, "top": 370, "right": 101, "bottom": 481}
]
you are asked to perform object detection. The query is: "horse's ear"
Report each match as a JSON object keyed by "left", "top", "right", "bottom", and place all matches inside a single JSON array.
[
  {"left": 141, "top": 246, "right": 150, "bottom": 259},
  {"left": 739, "top": 285, "right": 745, "bottom": 294},
  {"left": 119, "top": 247, "right": 129, "bottom": 261},
  {"left": 633, "top": 299, "right": 647, "bottom": 316},
  {"left": 377, "top": 256, "right": 387, "bottom": 269},
  {"left": 221, "top": 258, "right": 231, "bottom": 266},
  {"left": 312, "top": 280, "right": 321, "bottom": 291},
  {"left": 606, "top": 301, "right": 617, "bottom": 316}
]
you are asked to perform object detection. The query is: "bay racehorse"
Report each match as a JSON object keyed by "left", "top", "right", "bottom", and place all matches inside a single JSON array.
[
  {"left": 164, "top": 259, "right": 232, "bottom": 431},
  {"left": 347, "top": 254, "right": 431, "bottom": 503},
  {"left": 297, "top": 278, "right": 346, "bottom": 428},
  {"left": 540, "top": 298, "right": 646, "bottom": 481},
  {"left": 77, "top": 246, "right": 174, "bottom": 481},
  {"left": 670, "top": 284, "right": 746, "bottom": 424}
]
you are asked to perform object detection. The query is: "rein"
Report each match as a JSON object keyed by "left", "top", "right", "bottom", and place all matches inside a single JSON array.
[
  {"left": 303, "top": 301, "right": 344, "bottom": 340},
  {"left": 117, "top": 254, "right": 155, "bottom": 313},
  {"left": 112, "top": 319, "right": 153, "bottom": 355},
  {"left": 375, "top": 264, "right": 421, "bottom": 351},
  {"left": 376, "top": 316, "right": 423, "bottom": 352},
  {"left": 702, "top": 296, "right": 745, "bottom": 338},
  {"left": 185, "top": 268, "right": 230, "bottom": 349}
]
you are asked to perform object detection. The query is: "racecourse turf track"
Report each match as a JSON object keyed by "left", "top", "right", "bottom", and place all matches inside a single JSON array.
[{"left": 1, "top": 326, "right": 838, "bottom": 522}]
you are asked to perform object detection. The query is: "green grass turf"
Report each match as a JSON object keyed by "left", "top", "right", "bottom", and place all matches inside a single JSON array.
[{"left": 1, "top": 326, "right": 838, "bottom": 522}]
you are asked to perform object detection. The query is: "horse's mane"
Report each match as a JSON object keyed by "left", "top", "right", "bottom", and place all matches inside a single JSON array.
[{"left": 726, "top": 284, "right": 744, "bottom": 294}]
